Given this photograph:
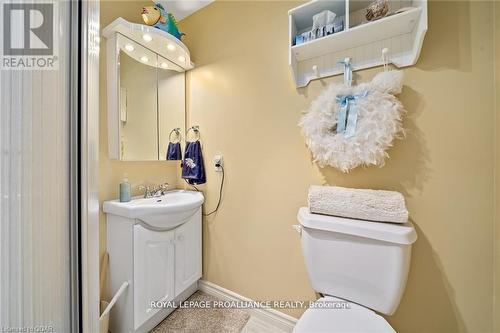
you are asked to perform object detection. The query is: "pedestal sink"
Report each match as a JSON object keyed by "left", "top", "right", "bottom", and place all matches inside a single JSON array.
[
  {"left": 103, "top": 189, "right": 204, "bottom": 230},
  {"left": 103, "top": 189, "right": 204, "bottom": 333}
]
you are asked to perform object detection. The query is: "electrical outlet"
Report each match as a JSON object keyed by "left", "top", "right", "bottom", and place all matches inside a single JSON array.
[{"left": 213, "top": 154, "right": 223, "bottom": 172}]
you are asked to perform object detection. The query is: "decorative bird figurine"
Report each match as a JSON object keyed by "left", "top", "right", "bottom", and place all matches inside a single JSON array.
[{"left": 141, "top": 2, "right": 184, "bottom": 40}]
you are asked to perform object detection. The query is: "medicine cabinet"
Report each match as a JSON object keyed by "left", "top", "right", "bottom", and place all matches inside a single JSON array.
[{"left": 103, "top": 18, "right": 193, "bottom": 160}]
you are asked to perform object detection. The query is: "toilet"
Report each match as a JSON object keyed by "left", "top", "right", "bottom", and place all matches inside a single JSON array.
[{"left": 294, "top": 207, "right": 417, "bottom": 332}]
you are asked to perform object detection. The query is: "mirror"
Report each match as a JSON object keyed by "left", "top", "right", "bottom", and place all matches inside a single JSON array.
[
  {"left": 114, "top": 34, "right": 186, "bottom": 161},
  {"left": 157, "top": 55, "right": 186, "bottom": 160},
  {"left": 119, "top": 42, "right": 158, "bottom": 160}
]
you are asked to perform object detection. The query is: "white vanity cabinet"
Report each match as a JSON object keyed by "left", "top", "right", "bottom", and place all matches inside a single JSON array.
[
  {"left": 133, "top": 225, "right": 176, "bottom": 329},
  {"left": 106, "top": 204, "right": 202, "bottom": 333},
  {"left": 174, "top": 217, "right": 203, "bottom": 295}
]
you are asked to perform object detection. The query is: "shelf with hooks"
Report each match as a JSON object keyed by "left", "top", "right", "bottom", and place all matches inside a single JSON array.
[{"left": 288, "top": 0, "right": 427, "bottom": 87}]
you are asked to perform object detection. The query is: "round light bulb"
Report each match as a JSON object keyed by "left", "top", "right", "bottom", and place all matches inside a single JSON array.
[
  {"left": 160, "top": 62, "right": 168, "bottom": 69},
  {"left": 124, "top": 44, "right": 134, "bottom": 51},
  {"left": 167, "top": 44, "right": 175, "bottom": 51},
  {"left": 140, "top": 56, "right": 149, "bottom": 63},
  {"left": 178, "top": 56, "right": 185, "bottom": 62},
  {"left": 142, "top": 34, "right": 152, "bottom": 42}
]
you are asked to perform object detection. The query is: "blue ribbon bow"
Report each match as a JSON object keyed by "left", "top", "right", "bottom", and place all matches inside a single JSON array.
[{"left": 336, "top": 91, "right": 368, "bottom": 138}]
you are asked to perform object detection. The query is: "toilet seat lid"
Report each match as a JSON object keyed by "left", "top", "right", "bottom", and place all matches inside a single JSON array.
[{"left": 293, "top": 297, "right": 395, "bottom": 333}]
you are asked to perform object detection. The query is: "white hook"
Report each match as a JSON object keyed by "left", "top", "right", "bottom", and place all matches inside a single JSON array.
[
  {"left": 312, "top": 65, "right": 319, "bottom": 77},
  {"left": 381, "top": 48, "right": 389, "bottom": 71},
  {"left": 338, "top": 58, "right": 353, "bottom": 87}
]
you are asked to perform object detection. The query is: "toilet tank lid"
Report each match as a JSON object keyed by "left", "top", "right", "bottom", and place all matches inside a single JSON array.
[{"left": 297, "top": 207, "right": 417, "bottom": 245}]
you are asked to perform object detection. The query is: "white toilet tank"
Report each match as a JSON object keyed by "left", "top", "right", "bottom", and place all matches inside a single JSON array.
[{"left": 297, "top": 207, "right": 417, "bottom": 315}]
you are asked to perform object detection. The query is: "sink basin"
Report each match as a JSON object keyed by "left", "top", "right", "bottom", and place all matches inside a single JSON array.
[{"left": 103, "top": 190, "right": 204, "bottom": 230}]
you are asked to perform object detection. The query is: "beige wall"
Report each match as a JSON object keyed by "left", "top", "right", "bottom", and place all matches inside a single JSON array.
[
  {"left": 179, "top": 1, "right": 495, "bottom": 332},
  {"left": 99, "top": 1, "right": 180, "bottom": 254}
]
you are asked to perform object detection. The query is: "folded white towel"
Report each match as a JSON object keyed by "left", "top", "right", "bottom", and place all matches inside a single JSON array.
[{"left": 308, "top": 185, "right": 409, "bottom": 223}]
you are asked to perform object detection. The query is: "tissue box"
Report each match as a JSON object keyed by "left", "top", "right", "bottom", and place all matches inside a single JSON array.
[{"left": 312, "top": 10, "right": 337, "bottom": 30}]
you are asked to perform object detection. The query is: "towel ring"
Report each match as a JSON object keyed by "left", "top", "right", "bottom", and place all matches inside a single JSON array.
[
  {"left": 168, "top": 128, "right": 181, "bottom": 143},
  {"left": 187, "top": 125, "right": 200, "bottom": 141}
]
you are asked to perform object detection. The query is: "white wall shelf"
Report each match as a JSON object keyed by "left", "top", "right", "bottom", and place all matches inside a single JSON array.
[
  {"left": 289, "top": 0, "right": 427, "bottom": 87},
  {"left": 103, "top": 17, "right": 194, "bottom": 70}
]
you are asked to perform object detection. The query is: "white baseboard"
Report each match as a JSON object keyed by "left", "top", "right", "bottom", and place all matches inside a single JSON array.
[{"left": 198, "top": 280, "right": 297, "bottom": 332}]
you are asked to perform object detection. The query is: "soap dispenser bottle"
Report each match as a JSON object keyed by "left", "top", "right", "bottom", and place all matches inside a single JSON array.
[{"left": 120, "top": 175, "right": 131, "bottom": 202}]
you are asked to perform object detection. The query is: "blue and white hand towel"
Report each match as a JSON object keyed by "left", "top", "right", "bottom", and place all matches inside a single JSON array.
[
  {"left": 182, "top": 140, "right": 206, "bottom": 185},
  {"left": 166, "top": 142, "right": 182, "bottom": 160}
]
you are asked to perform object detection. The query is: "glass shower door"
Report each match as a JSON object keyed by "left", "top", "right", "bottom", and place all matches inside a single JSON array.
[{"left": 0, "top": 1, "right": 76, "bottom": 331}]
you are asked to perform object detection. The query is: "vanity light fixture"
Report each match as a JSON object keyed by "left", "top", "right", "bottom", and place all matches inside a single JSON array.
[
  {"left": 124, "top": 44, "right": 134, "bottom": 51},
  {"left": 160, "top": 62, "right": 168, "bottom": 69},
  {"left": 178, "top": 56, "right": 185, "bottom": 62},
  {"left": 142, "top": 34, "right": 152, "bottom": 42},
  {"left": 167, "top": 44, "right": 175, "bottom": 51},
  {"left": 140, "top": 56, "right": 149, "bottom": 63}
]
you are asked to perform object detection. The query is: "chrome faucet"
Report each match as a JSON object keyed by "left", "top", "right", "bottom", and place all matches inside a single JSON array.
[{"left": 139, "top": 183, "right": 169, "bottom": 198}]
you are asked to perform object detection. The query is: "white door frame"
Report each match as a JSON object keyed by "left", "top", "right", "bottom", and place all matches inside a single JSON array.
[{"left": 81, "top": 0, "right": 100, "bottom": 331}]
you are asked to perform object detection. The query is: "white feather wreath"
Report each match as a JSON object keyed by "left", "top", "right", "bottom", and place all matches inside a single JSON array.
[{"left": 299, "top": 70, "right": 406, "bottom": 173}]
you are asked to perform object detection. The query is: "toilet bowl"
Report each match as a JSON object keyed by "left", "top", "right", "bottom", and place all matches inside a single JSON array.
[{"left": 294, "top": 207, "right": 417, "bottom": 332}]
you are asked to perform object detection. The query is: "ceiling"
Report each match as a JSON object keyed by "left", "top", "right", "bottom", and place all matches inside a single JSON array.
[{"left": 157, "top": 0, "right": 214, "bottom": 21}]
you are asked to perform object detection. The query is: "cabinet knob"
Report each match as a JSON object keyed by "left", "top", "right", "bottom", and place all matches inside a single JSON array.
[{"left": 177, "top": 234, "right": 185, "bottom": 241}]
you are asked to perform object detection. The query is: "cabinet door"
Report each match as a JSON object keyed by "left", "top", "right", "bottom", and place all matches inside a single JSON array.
[
  {"left": 174, "top": 217, "right": 202, "bottom": 296},
  {"left": 133, "top": 224, "right": 175, "bottom": 329}
]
